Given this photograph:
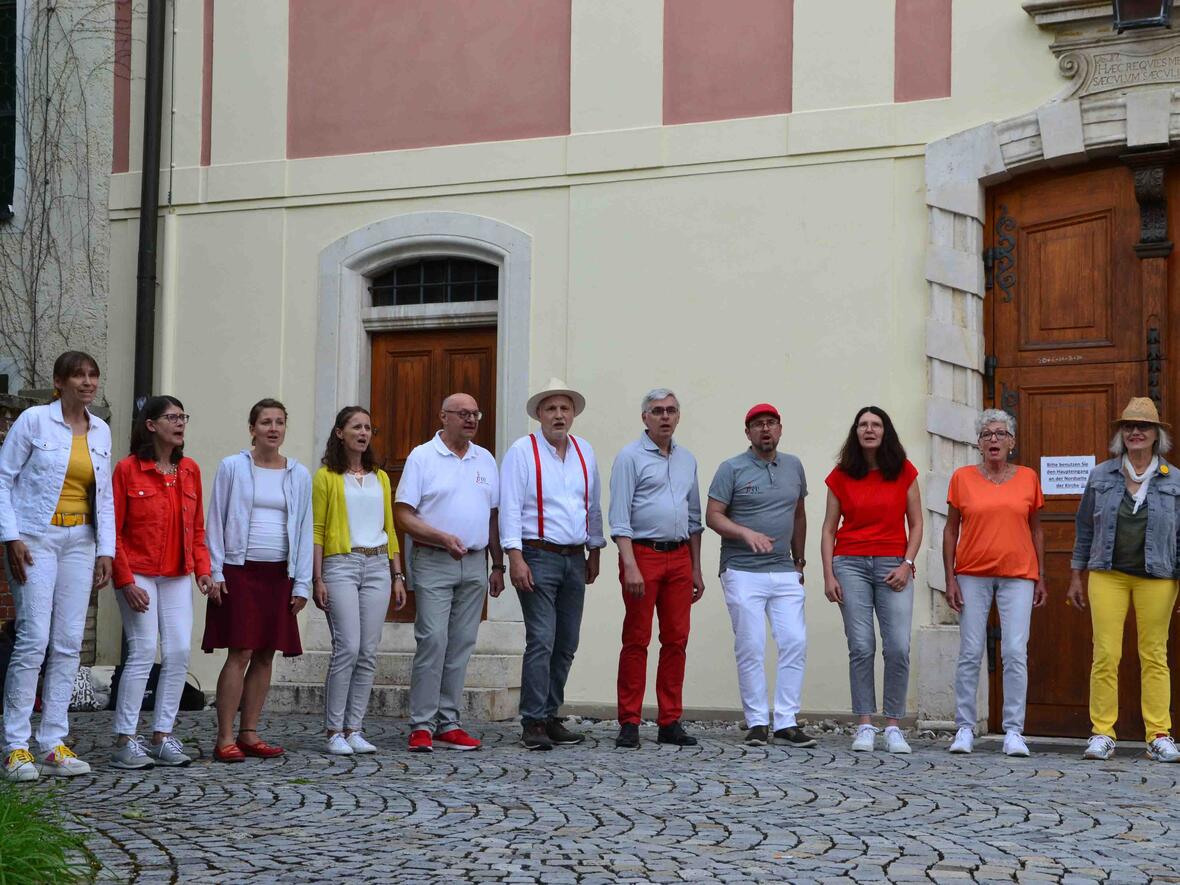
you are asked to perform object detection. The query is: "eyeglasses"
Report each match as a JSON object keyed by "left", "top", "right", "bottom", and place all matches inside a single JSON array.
[
  {"left": 1122, "top": 422, "right": 1156, "bottom": 432},
  {"left": 748, "top": 419, "right": 781, "bottom": 431},
  {"left": 978, "top": 430, "right": 1012, "bottom": 441},
  {"left": 443, "top": 409, "right": 483, "bottom": 422},
  {"left": 647, "top": 406, "right": 679, "bottom": 417},
  {"left": 157, "top": 414, "right": 191, "bottom": 425}
]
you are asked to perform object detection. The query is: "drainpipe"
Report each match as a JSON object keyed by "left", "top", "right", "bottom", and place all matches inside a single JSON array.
[{"left": 132, "top": 0, "right": 167, "bottom": 416}]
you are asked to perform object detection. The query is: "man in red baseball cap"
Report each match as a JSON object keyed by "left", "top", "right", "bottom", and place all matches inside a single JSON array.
[{"left": 705, "top": 402, "right": 815, "bottom": 749}]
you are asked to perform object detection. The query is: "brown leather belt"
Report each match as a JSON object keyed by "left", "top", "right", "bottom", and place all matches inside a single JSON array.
[
  {"left": 522, "top": 539, "right": 586, "bottom": 556},
  {"left": 632, "top": 538, "right": 687, "bottom": 553},
  {"left": 351, "top": 546, "right": 385, "bottom": 556}
]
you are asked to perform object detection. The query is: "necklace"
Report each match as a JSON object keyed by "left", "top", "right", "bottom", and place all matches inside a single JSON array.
[
  {"left": 155, "top": 461, "right": 177, "bottom": 476},
  {"left": 347, "top": 466, "right": 367, "bottom": 480},
  {"left": 977, "top": 463, "right": 1012, "bottom": 485}
]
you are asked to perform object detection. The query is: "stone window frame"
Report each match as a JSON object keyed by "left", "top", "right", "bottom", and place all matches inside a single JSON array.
[{"left": 314, "top": 211, "right": 532, "bottom": 466}]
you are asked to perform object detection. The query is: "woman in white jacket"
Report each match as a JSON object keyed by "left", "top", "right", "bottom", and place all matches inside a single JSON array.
[
  {"left": 202, "top": 398, "right": 312, "bottom": 763},
  {"left": 0, "top": 351, "right": 114, "bottom": 782}
]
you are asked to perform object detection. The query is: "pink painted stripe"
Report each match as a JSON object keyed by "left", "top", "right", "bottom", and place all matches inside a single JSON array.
[
  {"left": 663, "top": 0, "right": 793, "bottom": 126},
  {"left": 894, "top": 0, "right": 951, "bottom": 103},
  {"left": 200, "top": 0, "right": 213, "bottom": 166},
  {"left": 112, "top": 0, "right": 131, "bottom": 172}
]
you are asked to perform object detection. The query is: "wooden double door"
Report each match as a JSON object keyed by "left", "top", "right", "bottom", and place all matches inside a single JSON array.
[
  {"left": 985, "top": 160, "right": 1180, "bottom": 738},
  {"left": 369, "top": 327, "right": 497, "bottom": 623}
]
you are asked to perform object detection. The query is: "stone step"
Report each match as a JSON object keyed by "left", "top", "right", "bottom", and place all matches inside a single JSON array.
[
  {"left": 273, "top": 652, "right": 520, "bottom": 689},
  {"left": 266, "top": 682, "right": 520, "bottom": 722}
]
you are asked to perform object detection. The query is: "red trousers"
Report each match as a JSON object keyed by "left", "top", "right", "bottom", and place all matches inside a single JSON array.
[{"left": 616, "top": 544, "right": 693, "bottom": 726}]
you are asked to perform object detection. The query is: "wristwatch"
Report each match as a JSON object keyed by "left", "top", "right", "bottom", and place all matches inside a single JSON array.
[
  {"left": 393, "top": 572, "right": 406, "bottom": 582},
  {"left": 793, "top": 558, "right": 806, "bottom": 568},
  {"left": 491, "top": 564, "right": 507, "bottom": 572},
  {"left": 903, "top": 558, "right": 916, "bottom": 570}
]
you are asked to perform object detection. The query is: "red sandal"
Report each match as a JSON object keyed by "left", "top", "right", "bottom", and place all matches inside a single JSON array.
[
  {"left": 236, "top": 736, "right": 284, "bottom": 758},
  {"left": 213, "top": 743, "right": 246, "bottom": 763}
]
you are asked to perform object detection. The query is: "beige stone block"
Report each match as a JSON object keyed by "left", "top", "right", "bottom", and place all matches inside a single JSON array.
[
  {"left": 1036, "top": 100, "right": 1086, "bottom": 166},
  {"left": 1126, "top": 88, "right": 1174, "bottom": 148}
]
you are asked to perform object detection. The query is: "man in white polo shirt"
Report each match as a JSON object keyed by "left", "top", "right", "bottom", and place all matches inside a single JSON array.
[{"left": 395, "top": 393, "right": 502, "bottom": 753}]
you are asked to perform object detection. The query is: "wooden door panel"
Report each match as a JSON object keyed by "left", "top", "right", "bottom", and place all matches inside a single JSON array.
[
  {"left": 370, "top": 327, "right": 497, "bottom": 622},
  {"left": 992, "top": 164, "right": 1141, "bottom": 369},
  {"left": 1021, "top": 211, "right": 1113, "bottom": 349}
]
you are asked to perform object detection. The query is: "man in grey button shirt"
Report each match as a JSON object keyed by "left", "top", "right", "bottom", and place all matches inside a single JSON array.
[
  {"left": 609, "top": 388, "right": 705, "bottom": 750},
  {"left": 706, "top": 403, "right": 816, "bottom": 749}
]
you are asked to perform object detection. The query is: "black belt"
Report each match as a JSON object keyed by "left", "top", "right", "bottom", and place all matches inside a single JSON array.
[
  {"left": 632, "top": 538, "right": 687, "bottom": 553},
  {"left": 523, "top": 539, "right": 585, "bottom": 556}
]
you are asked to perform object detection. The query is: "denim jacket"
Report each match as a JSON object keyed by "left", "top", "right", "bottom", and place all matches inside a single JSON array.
[
  {"left": 1071, "top": 457, "right": 1180, "bottom": 577},
  {"left": 205, "top": 450, "right": 313, "bottom": 598},
  {"left": 0, "top": 400, "right": 115, "bottom": 557}
]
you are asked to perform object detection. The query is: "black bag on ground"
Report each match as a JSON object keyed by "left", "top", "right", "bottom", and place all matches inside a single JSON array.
[{"left": 109, "top": 664, "right": 206, "bottom": 712}]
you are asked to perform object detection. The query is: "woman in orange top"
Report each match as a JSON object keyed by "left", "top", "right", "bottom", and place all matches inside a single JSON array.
[{"left": 943, "top": 408, "right": 1047, "bottom": 758}]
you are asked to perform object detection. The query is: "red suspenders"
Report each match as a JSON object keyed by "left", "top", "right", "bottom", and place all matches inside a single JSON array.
[{"left": 529, "top": 433, "right": 589, "bottom": 540}]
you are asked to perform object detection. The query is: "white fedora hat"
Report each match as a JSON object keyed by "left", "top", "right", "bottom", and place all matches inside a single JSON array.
[{"left": 526, "top": 377, "right": 586, "bottom": 420}]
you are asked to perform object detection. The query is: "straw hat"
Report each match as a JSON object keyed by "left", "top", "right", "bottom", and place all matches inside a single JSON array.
[
  {"left": 526, "top": 377, "right": 586, "bottom": 420},
  {"left": 1113, "top": 397, "right": 1170, "bottom": 429}
]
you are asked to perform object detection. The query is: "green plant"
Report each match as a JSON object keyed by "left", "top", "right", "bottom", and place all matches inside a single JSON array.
[{"left": 0, "top": 782, "right": 93, "bottom": 883}]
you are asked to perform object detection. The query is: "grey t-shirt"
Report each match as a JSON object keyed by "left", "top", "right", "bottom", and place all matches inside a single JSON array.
[{"left": 707, "top": 449, "right": 807, "bottom": 575}]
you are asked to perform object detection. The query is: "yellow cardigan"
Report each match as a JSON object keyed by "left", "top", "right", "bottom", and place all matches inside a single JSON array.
[{"left": 312, "top": 467, "right": 400, "bottom": 559}]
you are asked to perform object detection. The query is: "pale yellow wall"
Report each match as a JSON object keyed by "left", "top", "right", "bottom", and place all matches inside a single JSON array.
[
  {"left": 792, "top": 0, "right": 894, "bottom": 112},
  {"left": 570, "top": 0, "right": 663, "bottom": 133},
  {"left": 562, "top": 158, "right": 928, "bottom": 712},
  {"left": 103, "top": 1, "right": 1070, "bottom": 712}
]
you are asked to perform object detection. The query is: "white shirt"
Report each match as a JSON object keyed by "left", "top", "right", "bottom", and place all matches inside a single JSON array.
[
  {"left": 246, "top": 465, "right": 289, "bottom": 562},
  {"left": 343, "top": 472, "right": 388, "bottom": 549},
  {"left": 499, "top": 432, "right": 605, "bottom": 550},
  {"left": 396, "top": 432, "right": 498, "bottom": 550}
]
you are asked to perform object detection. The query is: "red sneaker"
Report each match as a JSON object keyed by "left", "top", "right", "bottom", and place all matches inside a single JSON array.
[
  {"left": 435, "top": 728, "right": 481, "bottom": 751},
  {"left": 408, "top": 729, "right": 434, "bottom": 753}
]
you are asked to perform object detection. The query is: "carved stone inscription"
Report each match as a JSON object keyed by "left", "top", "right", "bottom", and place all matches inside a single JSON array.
[
  {"left": 1064, "top": 41, "right": 1180, "bottom": 97},
  {"left": 1090, "top": 52, "right": 1180, "bottom": 90}
]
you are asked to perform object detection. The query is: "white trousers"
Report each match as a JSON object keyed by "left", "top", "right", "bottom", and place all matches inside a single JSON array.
[
  {"left": 3, "top": 525, "right": 95, "bottom": 752},
  {"left": 720, "top": 568, "right": 807, "bottom": 731},
  {"left": 114, "top": 574, "right": 193, "bottom": 736}
]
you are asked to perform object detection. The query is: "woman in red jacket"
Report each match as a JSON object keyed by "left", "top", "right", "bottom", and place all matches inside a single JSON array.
[{"left": 110, "top": 396, "right": 213, "bottom": 770}]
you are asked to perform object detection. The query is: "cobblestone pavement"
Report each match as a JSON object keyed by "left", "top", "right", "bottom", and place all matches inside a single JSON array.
[{"left": 29, "top": 711, "right": 1180, "bottom": 883}]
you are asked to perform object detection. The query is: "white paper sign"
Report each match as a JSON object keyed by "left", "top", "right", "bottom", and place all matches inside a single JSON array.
[{"left": 1040, "top": 455, "right": 1096, "bottom": 495}]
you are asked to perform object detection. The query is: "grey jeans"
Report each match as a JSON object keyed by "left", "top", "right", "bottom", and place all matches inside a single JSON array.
[
  {"left": 408, "top": 546, "right": 488, "bottom": 733},
  {"left": 832, "top": 555, "right": 913, "bottom": 719},
  {"left": 954, "top": 575, "right": 1034, "bottom": 734},
  {"left": 322, "top": 553, "right": 392, "bottom": 732},
  {"left": 516, "top": 546, "right": 586, "bottom": 724}
]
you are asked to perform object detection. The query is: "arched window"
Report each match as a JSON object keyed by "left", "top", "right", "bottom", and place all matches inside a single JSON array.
[{"left": 368, "top": 257, "right": 497, "bottom": 307}]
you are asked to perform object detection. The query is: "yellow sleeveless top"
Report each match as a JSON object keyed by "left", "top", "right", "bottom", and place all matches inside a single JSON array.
[{"left": 55, "top": 435, "right": 94, "bottom": 515}]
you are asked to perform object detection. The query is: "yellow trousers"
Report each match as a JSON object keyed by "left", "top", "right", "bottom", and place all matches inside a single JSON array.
[{"left": 1088, "top": 569, "right": 1179, "bottom": 740}]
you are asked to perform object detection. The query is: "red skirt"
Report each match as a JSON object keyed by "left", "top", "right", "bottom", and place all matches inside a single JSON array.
[{"left": 201, "top": 560, "right": 303, "bottom": 656}]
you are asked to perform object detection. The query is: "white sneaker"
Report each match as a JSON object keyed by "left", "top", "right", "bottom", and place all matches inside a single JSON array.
[
  {"left": 4, "top": 748, "right": 39, "bottom": 782},
  {"left": 346, "top": 732, "right": 377, "bottom": 754},
  {"left": 325, "top": 733, "right": 354, "bottom": 756},
  {"left": 850, "top": 724, "right": 878, "bottom": 752},
  {"left": 39, "top": 745, "right": 91, "bottom": 777},
  {"left": 884, "top": 726, "right": 912, "bottom": 754},
  {"left": 948, "top": 726, "right": 974, "bottom": 754},
  {"left": 1147, "top": 735, "right": 1180, "bottom": 762},
  {"left": 1003, "top": 731, "right": 1030, "bottom": 757},
  {"left": 1083, "top": 734, "right": 1116, "bottom": 760}
]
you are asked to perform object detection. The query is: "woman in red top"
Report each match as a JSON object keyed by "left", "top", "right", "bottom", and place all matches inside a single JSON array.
[
  {"left": 110, "top": 396, "right": 213, "bottom": 770},
  {"left": 821, "top": 406, "right": 923, "bottom": 754}
]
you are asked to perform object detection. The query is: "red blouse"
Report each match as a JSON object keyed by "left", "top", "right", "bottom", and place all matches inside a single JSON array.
[{"left": 825, "top": 460, "right": 919, "bottom": 558}]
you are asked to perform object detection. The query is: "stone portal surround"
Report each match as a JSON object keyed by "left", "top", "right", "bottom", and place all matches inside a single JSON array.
[{"left": 917, "top": 19, "right": 1180, "bottom": 723}]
